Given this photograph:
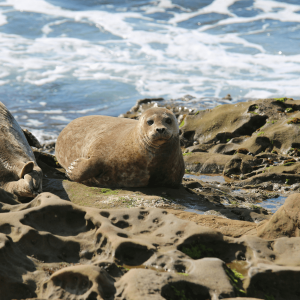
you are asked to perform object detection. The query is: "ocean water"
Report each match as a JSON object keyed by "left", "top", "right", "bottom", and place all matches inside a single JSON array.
[{"left": 0, "top": 0, "right": 300, "bottom": 142}]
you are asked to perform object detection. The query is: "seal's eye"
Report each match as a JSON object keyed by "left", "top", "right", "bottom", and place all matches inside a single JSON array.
[
  {"left": 147, "top": 120, "right": 154, "bottom": 126},
  {"left": 165, "top": 118, "right": 172, "bottom": 124}
]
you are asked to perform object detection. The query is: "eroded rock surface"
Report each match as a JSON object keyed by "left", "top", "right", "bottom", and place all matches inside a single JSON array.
[{"left": 2, "top": 192, "right": 300, "bottom": 299}]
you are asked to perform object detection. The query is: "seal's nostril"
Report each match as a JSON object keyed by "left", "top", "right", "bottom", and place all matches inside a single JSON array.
[{"left": 156, "top": 128, "right": 165, "bottom": 133}]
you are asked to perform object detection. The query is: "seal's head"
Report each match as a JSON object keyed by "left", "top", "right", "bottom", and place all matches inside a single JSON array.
[{"left": 138, "top": 107, "right": 179, "bottom": 148}]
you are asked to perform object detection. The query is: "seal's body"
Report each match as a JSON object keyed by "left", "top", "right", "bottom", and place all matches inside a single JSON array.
[
  {"left": 0, "top": 102, "right": 42, "bottom": 197},
  {"left": 56, "top": 107, "right": 184, "bottom": 188}
]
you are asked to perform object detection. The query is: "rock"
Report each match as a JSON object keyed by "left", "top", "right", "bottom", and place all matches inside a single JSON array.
[
  {"left": 237, "top": 135, "right": 272, "bottom": 155},
  {"left": 22, "top": 128, "right": 42, "bottom": 148},
  {"left": 167, "top": 209, "right": 258, "bottom": 238},
  {"left": 41, "top": 141, "right": 56, "bottom": 154},
  {"left": 226, "top": 298, "right": 262, "bottom": 300},
  {"left": 115, "top": 259, "right": 235, "bottom": 299},
  {"left": 180, "top": 100, "right": 268, "bottom": 146},
  {"left": 129, "top": 97, "right": 164, "bottom": 113},
  {"left": 184, "top": 144, "right": 213, "bottom": 153},
  {"left": 184, "top": 152, "right": 232, "bottom": 173},
  {"left": 0, "top": 188, "right": 20, "bottom": 205},
  {"left": 235, "top": 172, "right": 300, "bottom": 187},
  {"left": 1, "top": 190, "right": 300, "bottom": 298},
  {"left": 223, "top": 153, "right": 262, "bottom": 176},
  {"left": 222, "top": 94, "right": 232, "bottom": 100},
  {"left": 41, "top": 265, "right": 116, "bottom": 299},
  {"left": 0, "top": 192, "right": 240, "bottom": 299},
  {"left": 245, "top": 263, "right": 300, "bottom": 300},
  {"left": 258, "top": 193, "right": 300, "bottom": 239},
  {"left": 180, "top": 98, "right": 300, "bottom": 155}
]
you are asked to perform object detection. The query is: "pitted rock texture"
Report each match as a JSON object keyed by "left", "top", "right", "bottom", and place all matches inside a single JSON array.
[
  {"left": 1, "top": 192, "right": 300, "bottom": 299},
  {"left": 180, "top": 98, "right": 300, "bottom": 153}
]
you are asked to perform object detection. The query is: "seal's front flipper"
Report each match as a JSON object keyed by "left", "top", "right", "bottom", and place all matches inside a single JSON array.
[
  {"left": 3, "top": 167, "right": 42, "bottom": 198},
  {"left": 66, "top": 157, "right": 102, "bottom": 182},
  {"left": 19, "top": 161, "right": 34, "bottom": 179}
]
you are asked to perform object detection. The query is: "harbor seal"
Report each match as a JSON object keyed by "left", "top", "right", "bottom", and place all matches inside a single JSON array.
[
  {"left": 55, "top": 107, "right": 184, "bottom": 188},
  {"left": 0, "top": 102, "right": 43, "bottom": 198}
]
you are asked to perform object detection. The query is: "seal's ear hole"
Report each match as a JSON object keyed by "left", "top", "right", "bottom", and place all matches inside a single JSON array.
[
  {"left": 147, "top": 120, "right": 154, "bottom": 126},
  {"left": 165, "top": 117, "right": 172, "bottom": 124},
  {"left": 19, "top": 161, "right": 34, "bottom": 178}
]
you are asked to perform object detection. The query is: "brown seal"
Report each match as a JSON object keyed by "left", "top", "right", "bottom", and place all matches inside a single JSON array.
[
  {"left": 55, "top": 107, "right": 184, "bottom": 188},
  {"left": 0, "top": 102, "right": 43, "bottom": 198}
]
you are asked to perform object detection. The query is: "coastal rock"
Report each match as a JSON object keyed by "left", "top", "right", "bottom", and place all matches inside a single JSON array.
[
  {"left": 41, "top": 265, "right": 116, "bottom": 299},
  {"left": 179, "top": 100, "right": 268, "bottom": 147},
  {"left": 22, "top": 128, "right": 42, "bottom": 149},
  {"left": 184, "top": 152, "right": 232, "bottom": 173},
  {"left": 180, "top": 98, "right": 300, "bottom": 154},
  {"left": 1, "top": 192, "right": 300, "bottom": 299},
  {"left": 258, "top": 193, "right": 300, "bottom": 239},
  {"left": 245, "top": 263, "right": 300, "bottom": 300}
]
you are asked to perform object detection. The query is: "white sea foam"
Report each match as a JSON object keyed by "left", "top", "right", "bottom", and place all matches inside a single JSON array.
[
  {"left": 169, "top": 0, "right": 237, "bottom": 24},
  {"left": 24, "top": 128, "right": 57, "bottom": 144},
  {"left": 50, "top": 115, "right": 71, "bottom": 122},
  {"left": 0, "top": 0, "right": 299, "bottom": 105},
  {"left": 0, "top": 10, "right": 7, "bottom": 26},
  {"left": 198, "top": 0, "right": 300, "bottom": 32},
  {"left": 26, "top": 109, "right": 63, "bottom": 114},
  {"left": 26, "top": 119, "right": 44, "bottom": 127}
]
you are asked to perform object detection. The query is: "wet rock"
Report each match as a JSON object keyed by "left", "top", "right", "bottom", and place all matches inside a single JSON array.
[
  {"left": 167, "top": 209, "right": 258, "bottom": 238},
  {"left": 222, "top": 94, "right": 232, "bottom": 100},
  {"left": 41, "top": 141, "right": 56, "bottom": 154},
  {"left": 116, "top": 259, "right": 235, "bottom": 300},
  {"left": 2, "top": 190, "right": 300, "bottom": 298},
  {"left": 184, "top": 144, "right": 213, "bottom": 153},
  {"left": 184, "top": 152, "right": 232, "bottom": 173},
  {"left": 237, "top": 135, "right": 272, "bottom": 155},
  {"left": 180, "top": 98, "right": 300, "bottom": 155},
  {"left": 0, "top": 188, "right": 20, "bottom": 205},
  {"left": 258, "top": 193, "right": 300, "bottom": 239},
  {"left": 41, "top": 265, "right": 116, "bottom": 299},
  {"left": 180, "top": 100, "right": 268, "bottom": 146},
  {"left": 22, "top": 128, "right": 42, "bottom": 148},
  {"left": 130, "top": 97, "right": 164, "bottom": 113},
  {"left": 223, "top": 154, "right": 262, "bottom": 176},
  {"left": 226, "top": 298, "right": 263, "bottom": 300},
  {"left": 235, "top": 172, "right": 300, "bottom": 187},
  {"left": 246, "top": 263, "right": 300, "bottom": 300}
]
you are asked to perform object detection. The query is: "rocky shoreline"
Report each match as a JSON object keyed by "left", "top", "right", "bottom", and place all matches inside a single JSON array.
[{"left": 2, "top": 97, "right": 300, "bottom": 299}]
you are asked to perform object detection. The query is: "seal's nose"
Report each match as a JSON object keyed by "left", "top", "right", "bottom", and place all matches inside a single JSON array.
[{"left": 156, "top": 128, "right": 165, "bottom": 133}]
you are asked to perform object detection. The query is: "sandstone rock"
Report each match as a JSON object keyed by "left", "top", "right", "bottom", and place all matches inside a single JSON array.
[
  {"left": 245, "top": 263, "right": 300, "bottom": 300},
  {"left": 223, "top": 154, "right": 262, "bottom": 176},
  {"left": 184, "top": 152, "right": 232, "bottom": 173},
  {"left": 258, "top": 193, "right": 300, "bottom": 239},
  {"left": 1, "top": 191, "right": 300, "bottom": 298},
  {"left": 180, "top": 100, "right": 268, "bottom": 147},
  {"left": 22, "top": 128, "right": 42, "bottom": 149},
  {"left": 167, "top": 209, "right": 257, "bottom": 238},
  {"left": 181, "top": 98, "right": 300, "bottom": 155},
  {"left": 41, "top": 265, "right": 116, "bottom": 299}
]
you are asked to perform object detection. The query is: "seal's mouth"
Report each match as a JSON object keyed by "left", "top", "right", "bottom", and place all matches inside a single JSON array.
[{"left": 151, "top": 134, "right": 173, "bottom": 145}]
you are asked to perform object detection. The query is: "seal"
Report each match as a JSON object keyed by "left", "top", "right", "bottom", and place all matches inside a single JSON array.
[
  {"left": 0, "top": 102, "right": 43, "bottom": 198},
  {"left": 55, "top": 107, "right": 184, "bottom": 188}
]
